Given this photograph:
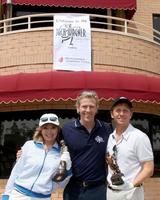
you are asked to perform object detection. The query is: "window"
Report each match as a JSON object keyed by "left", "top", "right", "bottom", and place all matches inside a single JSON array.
[
  {"left": 12, "top": 5, "right": 125, "bottom": 31},
  {"left": 153, "top": 14, "right": 160, "bottom": 43},
  {"left": 150, "top": 116, "right": 160, "bottom": 177},
  {"left": 131, "top": 113, "right": 160, "bottom": 177}
]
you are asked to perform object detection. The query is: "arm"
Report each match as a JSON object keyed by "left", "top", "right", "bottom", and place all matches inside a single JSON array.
[
  {"left": 133, "top": 132, "right": 154, "bottom": 186},
  {"left": 53, "top": 149, "right": 72, "bottom": 189},
  {"left": 133, "top": 160, "right": 154, "bottom": 187},
  {"left": 109, "top": 161, "right": 154, "bottom": 191},
  {"left": 2, "top": 143, "right": 27, "bottom": 196},
  {"left": 2, "top": 156, "right": 25, "bottom": 200},
  {"left": 56, "top": 170, "right": 72, "bottom": 188}
]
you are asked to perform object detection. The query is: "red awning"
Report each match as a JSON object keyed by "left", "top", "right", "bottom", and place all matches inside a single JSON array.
[
  {"left": 2, "top": 0, "right": 136, "bottom": 9},
  {"left": 0, "top": 71, "right": 159, "bottom": 104},
  {"left": 2, "top": 0, "right": 136, "bottom": 19}
]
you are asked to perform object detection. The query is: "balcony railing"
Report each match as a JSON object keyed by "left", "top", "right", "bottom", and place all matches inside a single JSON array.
[{"left": 0, "top": 13, "right": 160, "bottom": 45}]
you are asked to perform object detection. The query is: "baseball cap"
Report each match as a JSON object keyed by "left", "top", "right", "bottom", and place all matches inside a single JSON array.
[
  {"left": 111, "top": 97, "right": 133, "bottom": 110},
  {"left": 39, "top": 113, "right": 60, "bottom": 127}
]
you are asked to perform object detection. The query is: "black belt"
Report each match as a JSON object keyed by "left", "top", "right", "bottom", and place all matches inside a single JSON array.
[{"left": 72, "top": 179, "right": 105, "bottom": 188}]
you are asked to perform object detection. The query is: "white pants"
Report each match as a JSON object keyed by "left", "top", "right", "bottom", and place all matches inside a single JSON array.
[
  {"left": 9, "top": 189, "right": 51, "bottom": 200},
  {"left": 107, "top": 186, "right": 144, "bottom": 200}
]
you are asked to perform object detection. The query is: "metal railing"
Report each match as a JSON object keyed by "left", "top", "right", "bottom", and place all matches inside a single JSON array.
[{"left": 0, "top": 13, "right": 160, "bottom": 45}]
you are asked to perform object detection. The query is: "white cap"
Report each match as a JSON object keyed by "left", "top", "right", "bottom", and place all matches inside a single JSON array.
[{"left": 39, "top": 113, "right": 60, "bottom": 127}]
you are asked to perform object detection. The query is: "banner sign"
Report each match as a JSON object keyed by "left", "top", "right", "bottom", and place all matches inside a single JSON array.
[{"left": 54, "top": 14, "right": 91, "bottom": 71}]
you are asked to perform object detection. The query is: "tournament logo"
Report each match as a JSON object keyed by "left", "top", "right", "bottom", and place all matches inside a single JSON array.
[{"left": 95, "top": 136, "right": 104, "bottom": 143}]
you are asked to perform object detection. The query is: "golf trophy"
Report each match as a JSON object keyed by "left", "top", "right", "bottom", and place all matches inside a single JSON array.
[
  {"left": 106, "top": 145, "right": 124, "bottom": 185},
  {"left": 53, "top": 140, "right": 68, "bottom": 182}
]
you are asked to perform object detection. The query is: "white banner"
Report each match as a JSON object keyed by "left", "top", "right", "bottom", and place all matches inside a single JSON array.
[{"left": 54, "top": 14, "right": 91, "bottom": 71}]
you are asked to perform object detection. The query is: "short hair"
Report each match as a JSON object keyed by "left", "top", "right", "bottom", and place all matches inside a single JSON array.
[{"left": 76, "top": 90, "right": 99, "bottom": 107}]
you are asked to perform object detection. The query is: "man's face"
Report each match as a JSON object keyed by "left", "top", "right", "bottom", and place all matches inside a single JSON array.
[
  {"left": 77, "top": 97, "right": 98, "bottom": 123},
  {"left": 111, "top": 103, "right": 132, "bottom": 126}
]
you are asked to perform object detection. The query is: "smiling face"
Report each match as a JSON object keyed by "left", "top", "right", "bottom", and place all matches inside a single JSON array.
[
  {"left": 77, "top": 97, "right": 98, "bottom": 124},
  {"left": 111, "top": 103, "right": 133, "bottom": 128},
  {"left": 41, "top": 123, "right": 59, "bottom": 145}
]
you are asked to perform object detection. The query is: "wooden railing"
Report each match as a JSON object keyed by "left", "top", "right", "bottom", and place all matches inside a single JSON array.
[{"left": 0, "top": 13, "right": 160, "bottom": 45}]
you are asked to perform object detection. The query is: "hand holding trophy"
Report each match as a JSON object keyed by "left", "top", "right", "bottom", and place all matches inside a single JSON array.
[
  {"left": 106, "top": 145, "right": 124, "bottom": 185},
  {"left": 53, "top": 140, "right": 69, "bottom": 182}
]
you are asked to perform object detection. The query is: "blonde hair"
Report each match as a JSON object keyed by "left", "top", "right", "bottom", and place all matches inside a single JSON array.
[
  {"left": 33, "top": 126, "right": 61, "bottom": 143},
  {"left": 76, "top": 90, "right": 99, "bottom": 107},
  {"left": 33, "top": 127, "right": 43, "bottom": 142}
]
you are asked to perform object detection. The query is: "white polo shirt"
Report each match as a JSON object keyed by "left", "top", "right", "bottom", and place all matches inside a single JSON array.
[{"left": 107, "top": 124, "right": 153, "bottom": 184}]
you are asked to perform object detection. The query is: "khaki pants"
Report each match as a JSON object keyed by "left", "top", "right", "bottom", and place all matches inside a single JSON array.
[
  {"left": 107, "top": 186, "right": 144, "bottom": 200},
  {"left": 9, "top": 189, "right": 51, "bottom": 200}
]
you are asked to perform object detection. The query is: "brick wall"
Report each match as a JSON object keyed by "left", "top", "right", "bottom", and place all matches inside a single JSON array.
[
  {"left": 92, "top": 31, "right": 160, "bottom": 75},
  {"left": 1, "top": 178, "right": 160, "bottom": 200},
  {"left": 0, "top": 30, "right": 159, "bottom": 76},
  {"left": 144, "top": 178, "right": 160, "bottom": 200},
  {"left": 0, "top": 30, "right": 53, "bottom": 75},
  {"left": 134, "top": 0, "right": 160, "bottom": 29}
]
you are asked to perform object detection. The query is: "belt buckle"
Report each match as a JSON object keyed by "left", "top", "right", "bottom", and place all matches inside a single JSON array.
[{"left": 82, "top": 181, "right": 88, "bottom": 187}]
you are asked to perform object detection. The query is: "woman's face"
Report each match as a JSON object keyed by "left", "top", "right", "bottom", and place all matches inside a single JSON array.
[{"left": 41, "top": 123, "right": 59, "bottom": 144}]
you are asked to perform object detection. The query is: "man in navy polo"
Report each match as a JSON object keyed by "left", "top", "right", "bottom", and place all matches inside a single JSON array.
[{"left": 62, "top": 90, "right": 112, "bottom": 200}]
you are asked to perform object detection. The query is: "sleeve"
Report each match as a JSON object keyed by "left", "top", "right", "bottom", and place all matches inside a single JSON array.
[
  {"left": 2, "top": 141, "right": 29, "bottom": 196},
  {"left": 136, "top": 132, "right": 153, "bottom": 162}
]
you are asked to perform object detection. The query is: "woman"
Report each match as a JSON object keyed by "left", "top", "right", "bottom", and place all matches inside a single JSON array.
[{"left": 2, "top": 113, "right": 72, "bottom": 200}]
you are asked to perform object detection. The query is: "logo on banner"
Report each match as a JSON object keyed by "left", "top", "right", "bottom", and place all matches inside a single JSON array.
[{"left": 56, "top": 24, "right": 87, "bottom": 46}]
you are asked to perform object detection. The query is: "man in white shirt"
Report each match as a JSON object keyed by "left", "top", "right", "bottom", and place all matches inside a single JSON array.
[{"left": 106, "top": 97, "right": 154, "bottom": 200}]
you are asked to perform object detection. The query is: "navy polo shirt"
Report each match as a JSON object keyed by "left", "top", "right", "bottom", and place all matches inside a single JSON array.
[{"left": 62, "top": 119, "right": 112, "bottom": 182}]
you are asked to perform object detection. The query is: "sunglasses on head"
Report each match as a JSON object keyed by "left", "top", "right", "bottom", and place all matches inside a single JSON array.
[{"left": 40, "top": 116, "right": 58, "bottom": 122}]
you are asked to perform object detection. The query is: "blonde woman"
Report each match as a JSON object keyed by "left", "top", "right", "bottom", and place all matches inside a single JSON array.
[{"left": 2, "top": 113, "right": 72, "bottom": 200}]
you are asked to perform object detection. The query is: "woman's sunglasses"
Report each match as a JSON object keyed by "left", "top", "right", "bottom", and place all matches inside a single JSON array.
[{"left": 40, "top": 116, "right": 58, "bottom": 122}]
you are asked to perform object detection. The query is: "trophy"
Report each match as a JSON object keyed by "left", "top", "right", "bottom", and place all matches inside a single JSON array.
[
  {"left": 106, "top": 145, "right": 124, "bottom": 185},
  {"left": 53, "top": 140, "right": 68, "bottom": 182}
]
